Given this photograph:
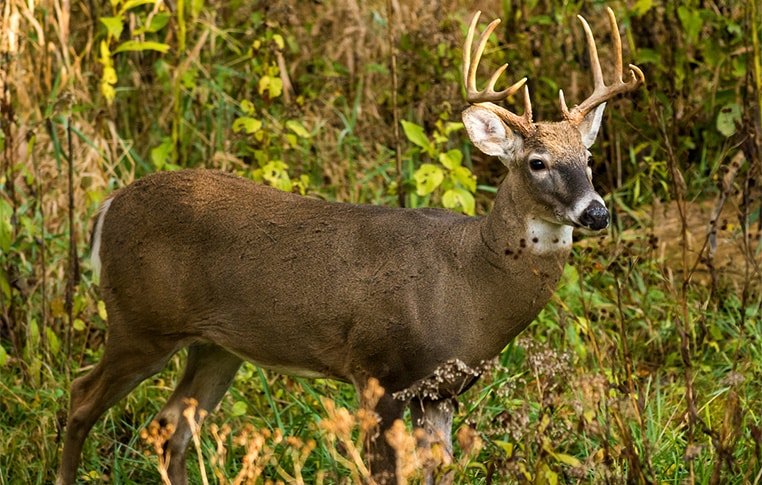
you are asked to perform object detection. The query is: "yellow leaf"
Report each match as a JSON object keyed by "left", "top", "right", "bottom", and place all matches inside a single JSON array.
[
  {"left": 553, "top": 452, "right": 582, "bottom": 467},
  {"left": 97, "top": 300, "right": 108, "bottom": 320}
]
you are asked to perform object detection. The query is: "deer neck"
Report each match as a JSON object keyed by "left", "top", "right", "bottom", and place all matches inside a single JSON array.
[{"left": 467, "top": 177, "right": 572, "bottom": 355}]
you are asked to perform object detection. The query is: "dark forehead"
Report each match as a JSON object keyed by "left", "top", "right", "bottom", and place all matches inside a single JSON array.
[{"left": 524, "top": 121, "right": 586, "bottom": 158}]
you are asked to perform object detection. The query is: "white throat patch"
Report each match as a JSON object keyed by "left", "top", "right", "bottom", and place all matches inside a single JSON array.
[{"left": 526, "top": 218, "right": 573, "bottom": 254}]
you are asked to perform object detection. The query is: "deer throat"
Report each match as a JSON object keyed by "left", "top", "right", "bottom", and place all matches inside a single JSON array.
[{"left": 524, "top": 217, "right": 573, "bottom": 254}]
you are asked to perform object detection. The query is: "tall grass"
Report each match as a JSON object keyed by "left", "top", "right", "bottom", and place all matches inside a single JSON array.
[{"left": 1, "top": 0, "right": 760, "bottom": 483}]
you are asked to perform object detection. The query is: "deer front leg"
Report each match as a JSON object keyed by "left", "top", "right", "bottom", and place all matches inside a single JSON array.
[
  {"left": 410, "top": 398, "right": 455, "bottom": 485},
  {"left": 355, "top": 379, "right": 407, "bottom": 485}
]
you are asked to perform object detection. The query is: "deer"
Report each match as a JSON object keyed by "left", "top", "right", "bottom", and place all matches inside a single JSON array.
[{"left": 57, "top": 7, "right": 643, "bottom": 485}]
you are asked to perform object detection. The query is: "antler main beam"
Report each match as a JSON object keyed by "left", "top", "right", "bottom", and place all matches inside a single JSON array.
[
  {"left": 560, "top": 7, "right": 646, "bottom": 126},
  {"left": 463, "top": 11, "right": 535, "bottom": 137}
]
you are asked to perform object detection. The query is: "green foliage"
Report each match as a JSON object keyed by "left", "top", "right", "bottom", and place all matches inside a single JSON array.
[{"left": 403, "top": 109, "right": 476, "bottom": 214}]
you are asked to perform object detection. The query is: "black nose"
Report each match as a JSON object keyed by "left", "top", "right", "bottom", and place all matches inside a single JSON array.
[{"left": 579, "top": 201, "right": 609, "bottom": 230}]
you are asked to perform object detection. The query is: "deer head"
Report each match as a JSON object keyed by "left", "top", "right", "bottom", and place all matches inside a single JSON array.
[{"left": 462, "top": 8, "right": 644, "bottom": 234}]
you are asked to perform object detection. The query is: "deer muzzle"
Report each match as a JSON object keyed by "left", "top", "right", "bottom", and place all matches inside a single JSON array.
[{"left": 578, "top": 200, "right": 609, "bottom": 230}]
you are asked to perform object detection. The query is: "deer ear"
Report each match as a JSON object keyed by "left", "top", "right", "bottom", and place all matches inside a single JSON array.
[
  {"left": 462, "top": 106, "right": 521, "bottom": 161},
  {"left": 577, "top": 102, "right": 606, "bottom": 148}
]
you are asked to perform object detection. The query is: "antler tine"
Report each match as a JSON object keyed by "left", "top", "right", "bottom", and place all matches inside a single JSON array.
[
  {"left": 463, "top": 11, "right": 534, "bottom": 136},
  {"left": 560, "top": 7, "right": 645, "bottom": 126}
]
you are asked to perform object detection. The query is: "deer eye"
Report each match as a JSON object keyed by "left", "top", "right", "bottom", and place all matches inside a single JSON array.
[
  {"left": 529, "top": 158, "right": 546, "bottom": 171},
  {"left": 587, "top": 156, "right": 594, "bottom": 168}
]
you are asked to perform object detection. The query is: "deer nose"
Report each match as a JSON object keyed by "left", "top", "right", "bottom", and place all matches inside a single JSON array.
[{"left": 579, "top": 200, "right": 609, "bottom": 230}]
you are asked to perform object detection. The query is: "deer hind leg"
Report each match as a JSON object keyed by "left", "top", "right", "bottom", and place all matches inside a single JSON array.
[
  {"left": 152, "top": 343, "right": 242, "bottom": 485},
  {"left": 57, "top": 328, "right": 179, "bottom": 485},
  {"left": 410, "top": 398, "right": 455, "bottom": 485}
]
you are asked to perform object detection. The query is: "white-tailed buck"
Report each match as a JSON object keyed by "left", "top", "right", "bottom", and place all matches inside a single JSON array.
[{"left": 58, "top": 8, "right": 643, "bottom": 485}]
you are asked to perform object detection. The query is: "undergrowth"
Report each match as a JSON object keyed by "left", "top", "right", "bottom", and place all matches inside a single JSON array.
[{"left": 1, "top": 0, "right": 761, "bottom": 483}]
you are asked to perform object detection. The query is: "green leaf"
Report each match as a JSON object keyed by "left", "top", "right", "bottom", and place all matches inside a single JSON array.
[
  {"left": 414, "top": 163, "right": 444, "bottom": 196},
  {"left": 632, "top": 0, "right": 653, "bottom": 16},
  {"left": 451, "top": 166, "right": 476, "bottom": 193},
  {"left": 286, "top": 120, "right": 310, "bottom": 138},
  {"left": 677, "top": 6, "right": 702, "bottom": 44},
  {"left": 444, "top": 121, "right": 464, "bottom": 135},
  {"left": 0, "top": 345, "right": 6, "bottom": 367},
  {"left": 231, "top": 400, "right": 248, "bottom": 416},
  {"left": 261, "top": 161, "right": 292, "bottom": 192},
  {"left": 401, "top": 120, "right": 433, "bottom": 154},
  {"left": 113, "top": 40, "right": 170, "bottom": 54},
  {"left": 438, "top": 149, "right": 462, "bottom": 170},
  {"left": 73, "top": 319, "right": 86, "bottom": 331},
  {"left": 100, "top": 16, "right": 124, "bottom": 39},
  {"left": 233, "top": 117, "right": 263, "bottom": 135},
  {"left": 240, "top": 99, "right": 255, "bottom": 115},
  {"left": 151, "top": 137, "right": 173, "bottom": 170},
  {"left": 190, "top": 0, "right": 204, "bottom": 18},
  {"left": 0, "top": 197, "right": 13, "bottom": 253},
  {"left": 442, "top": 188, "right": 475, "bottom": 215},
  {"left": 258, "top": 75, "right": 283, "bottom": 99},
  {"left": 119, "top": 0, "right": 155, "bottom": 13},
  {"left": 716, "top": 103, "right": 742, "bottom": 137},
  {"left": 145, "top": 12, "right": 171, "bottom": 33},
  {"left": 46, "top": 327, "right": 60, "bottom": 355}
]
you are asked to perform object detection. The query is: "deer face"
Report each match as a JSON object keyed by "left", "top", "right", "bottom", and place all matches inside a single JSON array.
[{"left": 463, "top": 105, "right": 610, "bottom": 231}]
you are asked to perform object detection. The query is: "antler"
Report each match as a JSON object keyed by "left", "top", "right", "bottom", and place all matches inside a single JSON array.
[
  {"left": 560, "top": 7, "right": 645, "bottom": 126},
  {"left": 463, "top": 11, "right": 535, "bottom": 137}
]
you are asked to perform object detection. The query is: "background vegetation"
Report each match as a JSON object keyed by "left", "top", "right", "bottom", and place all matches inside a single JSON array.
[{"left": 1, "top": 0, "right": 760, "bottom": 483}]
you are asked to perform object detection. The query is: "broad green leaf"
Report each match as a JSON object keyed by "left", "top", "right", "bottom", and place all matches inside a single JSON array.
[
  {"left": 438, "top": 149, "right": 462, "bottom": 170},
  {"left": 145, "top": 12, "right": 171, "bottom": 33},
  {"left": 100, "top": 16, "right": 124, "bottom": 39},
  {"left": 716, "top": 103, "right": 742, "bottom": 137},
  {"left": 272, "top": 33, "right": 285, "bottom": 50},
  {"left": 451, "top": 165, "right": 476, "bottom": 192},
  {"left": 73, "top": 319, "right": 86, "bottom": 331},
  {"left": 401, "top": 120, "right": 433, "bottom": 154},
  {"left": 113, "top": 40, "right": 170, "bottom": 54},
  {"left": 286, "top": 120, "right": 310, "bottom": 138},
  {"left": 414, "top": 164, "right": 444, "bottom": 196},
  {"left": 233, "top": 117, "right": 263, "bottom": 134},
  {"left": 151, "top": 137, "right": 173, "bottom": 170},
  {"left": 442, "top": 188, "right": 475, "bottom": 215},
  {"left": 231, "top": 400, "right": 248, "bottom": 416},
  {"left": 0, "top": 346, "right": 6, "bottom": 367}
]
